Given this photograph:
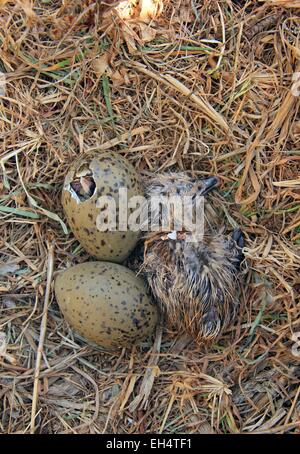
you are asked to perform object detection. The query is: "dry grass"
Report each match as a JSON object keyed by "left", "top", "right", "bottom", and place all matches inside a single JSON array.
[{"left": 0, "top": 0, "right": 300, "bottom": 434}]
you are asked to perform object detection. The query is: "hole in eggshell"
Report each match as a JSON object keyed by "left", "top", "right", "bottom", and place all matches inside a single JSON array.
[{"left": 69, "top": 167, "right": 96, "bottom": 202}]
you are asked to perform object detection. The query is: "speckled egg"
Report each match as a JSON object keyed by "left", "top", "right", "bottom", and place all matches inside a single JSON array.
[
  {"left": 62, "top": 151, "right": 143, "bottom": 262},
  {"left": 54, "top": 261, "right": 158, "bottom": 348}
]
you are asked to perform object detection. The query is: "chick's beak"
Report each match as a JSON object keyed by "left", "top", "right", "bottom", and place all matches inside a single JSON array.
[{"left": 198, "top": 176, "right": 219, "bottom": 195}]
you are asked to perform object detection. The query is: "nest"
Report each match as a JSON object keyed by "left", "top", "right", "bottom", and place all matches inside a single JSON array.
[{"left": 0, "top": 0, "right": 300, "bottom": 434}]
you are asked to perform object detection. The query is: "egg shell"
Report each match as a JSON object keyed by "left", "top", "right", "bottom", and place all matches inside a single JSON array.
[
  {"left": 55, "top": 261, "right": 158, "bottom": 348},
  {"left": 62, "top": 151, "right": 143, "bottom": 262}
]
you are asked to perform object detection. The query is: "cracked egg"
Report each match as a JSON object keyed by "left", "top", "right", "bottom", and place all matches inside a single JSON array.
[{"left": 62, "top": 151, "right": 143, "bottom": 262}]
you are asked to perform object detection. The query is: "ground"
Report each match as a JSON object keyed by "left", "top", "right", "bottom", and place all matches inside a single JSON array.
[{"left": 0, "top": 0, "right": 299, "bottom": 434}]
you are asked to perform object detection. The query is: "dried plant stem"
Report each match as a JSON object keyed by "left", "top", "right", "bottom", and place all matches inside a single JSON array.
[
  {"left": 128, "top": 323, "right": 163, "bottom": 412},
  {"left": 30, "top": 242, "right": 55, "bottom": 434},
  {"left": 127, "top": 61, "right": 230, "bottom": 133},
  {"left": 85, "top": 126, "right": 150, "bottom": 152}
]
